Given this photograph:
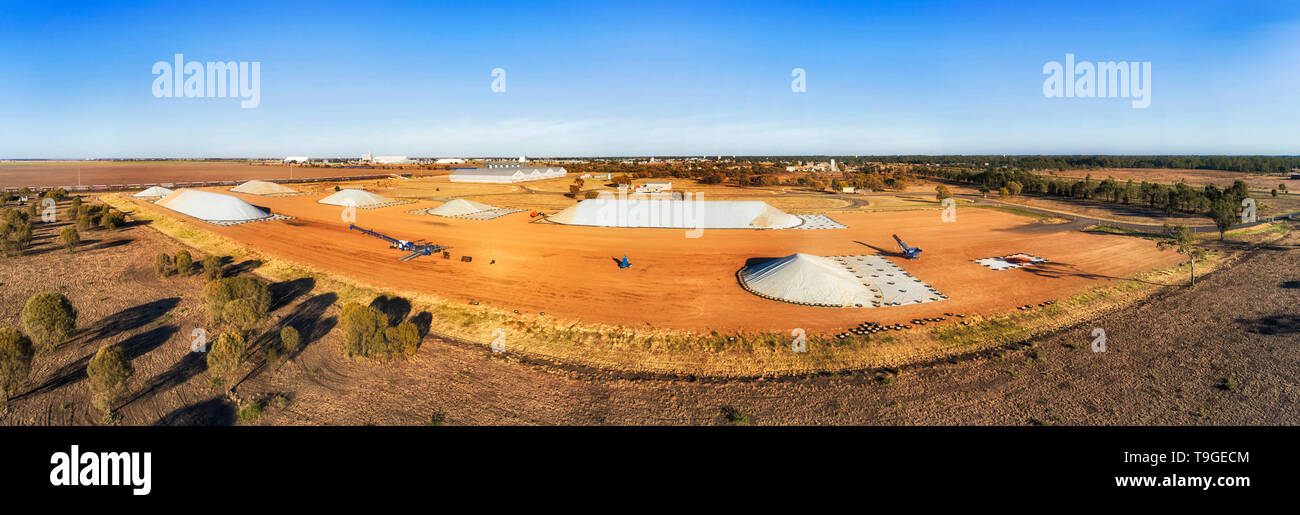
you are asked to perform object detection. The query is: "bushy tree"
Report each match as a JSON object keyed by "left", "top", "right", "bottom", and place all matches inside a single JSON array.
[
  {"left": 340, "top": 301, "right": 423, "bottom": 359},
  {"left": 1006, "top": 181, "right": 1023, "bottom": 196},
  {"left": 934, "top": 185, "right": 952, "bottom": 200},
  {"left": 1208, "top": 200, "right": 1237, "bottom": 241},
  {"left": 385, "top": 321, "right": 421, "bottom": 357},
  {"left": 220, "top": 299, "right": 264, "bottom": 334},
  {"left": 154, "top": 253, "right": 175, "bottom": 277},
  {"left": 279, "top": 326, "right": 300, "bottom": 354},
  {"left": 201, "top": 277, "right": 270, "bottom": 333},
  {"left": 202, "top": 255, "right": 224, "bottom": 280},
  {"left": 100, "top": 209, "right": 125, "bottom": 230},
  {"left": 175, "top": 250, "right": 193, "bottom": 275},
  {"left": 0, "top": 208, "right": 33, "bottom": 256},
  {"left": 0, "top": 328, "right": 35, "bottom": 402},
  {"left": 87, "top": 344, "right": 133, "bottom": 414},
  {"left": 21, "top": 292, "right": 77, "bottom": 353},
  {"left": 60, "top": 226, "right": 79, "bottom": 252},
  {"left": 206, "top": 332, "right": 247, "bottom": 380},
  {"left": 340, "top": 303, "right": 388, "bottom": 358}
]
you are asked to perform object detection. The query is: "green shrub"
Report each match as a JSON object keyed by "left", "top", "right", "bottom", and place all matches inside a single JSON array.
[
  {"left": 0, "top": 328, "right": 35, "bottom": 402},
  {"left": 0, "top": 209, "right": 33, "bottom": 256},
  {"left": 174, "top": 250, "right": 193, "bottom": 275},
  {"left": 87, "top": 344, "right": 133, "bottom": 413},
  {"left": 340, "top": 303, "right": 422, "bottom": 359},
  {"left": 76, "top": 213, "right": 93, "bottom": 231},
  {"left": 101, "top": 209, "right": 125, "bottom": 230},
  {"left": 201, "top": 277, "right": 270, "bottom": 333},
  {"left": 280, "top": 326, "right": 300, "bottom": 354},
  {"left": 220, "top": 298, "right": 264, "bottom": 334},
  {"left": 206, "top": 332, "right": 247, "bottom": 379},
  {"left": 59, "top": 226, "right": 79, "bottom": 252},
  {"left": 21, "top": 292, "right": 77, "bottom": 353},
  {"left": 386, "top": 321, "right": 421, "bottom": 357},
  {"left": 237, "top": 400, "right": 262, "bottom": 423},
  {"left": 722, "top": 406, "right": 752, "bottom": 425},
  {"left": 154, "top": 253, "right": 175, "bottom": 277},
  {"left": 201, "top": 255, "right": 224, "bottom": 280},
  {"left": 340, "top": 303, "right": 388, "bottom": 358}
]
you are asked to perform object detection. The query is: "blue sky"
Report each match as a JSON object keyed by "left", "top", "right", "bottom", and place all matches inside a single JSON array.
[{"left": 1, "top": 0, "right": 1298, "bottom": 158}]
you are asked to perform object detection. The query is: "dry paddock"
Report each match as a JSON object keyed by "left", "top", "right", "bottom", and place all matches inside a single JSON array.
[{"left": 124, "top": 180, "right": 1183, "bottom": 335}]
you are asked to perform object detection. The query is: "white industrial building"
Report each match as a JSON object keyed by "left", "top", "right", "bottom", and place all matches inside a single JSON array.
[
  {"left": 635, "top": 181, "right": 672, "bottom": 193},
  {"left": 372, "top": 155, "right": 412, "bottom": 165},
  {"left": 449, "top": 166, "right": 567, "bottom": 183},
  {"left": 283, "top": 156, "right": 310, "bottom": 164},
  {"left": 435, "top": 158, "right": 466, "bottom": 164}
]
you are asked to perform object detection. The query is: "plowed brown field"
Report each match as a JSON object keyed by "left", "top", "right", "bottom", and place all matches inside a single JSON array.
[{"left": 0, "top": 161, "right": 386, "bottom": 188}]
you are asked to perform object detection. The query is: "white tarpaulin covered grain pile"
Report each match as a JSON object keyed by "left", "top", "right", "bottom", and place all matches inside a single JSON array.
[
  {"left": 133, "top": 186, "right": 173, "bottom": 198},
  {"left": 231, "top": 180, "right": 299, "bottom": 195},
  {"left": 739, "top": 253, "right": 878, "bottom": 307},
  {"left": 429, "top": 198, "right": 498, "bottom": 217},
  {"left": 548, "top": 198, "right": 801, "bottom": 229},
  {"left": 318, "top": 189, "right": 396, "bottom": 207},
  {"left": 156, "top": 189, "right": 270, "bottom": 222}
]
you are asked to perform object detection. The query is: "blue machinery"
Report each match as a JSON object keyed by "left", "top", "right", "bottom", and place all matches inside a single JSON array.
[
  {"left": 618, "top": 255, "right": 631, "bottom": 269},
  {"left": 348, "top": 224, "right": 451, "bottom": 262},
  {"left": 892, "top": 234, "right": 922, "bottom": 259}
]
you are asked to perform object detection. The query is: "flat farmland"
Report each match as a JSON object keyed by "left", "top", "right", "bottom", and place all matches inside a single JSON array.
[{"left": 0, "top": 161, "right": 380, "bottom": 189}]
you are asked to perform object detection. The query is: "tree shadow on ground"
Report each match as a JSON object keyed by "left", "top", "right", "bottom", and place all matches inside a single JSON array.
[
  {"left": 281, "top": 292, "right": 339, "bottom": 353},
  {"left": 153, "top": 397, "right": 235, "bottom": 426},
  {"left": 122, "top": 350, "right": 205, "bottom": 406},
  {"left": 16, "top": 325, "right": 177, "bottom": 400},
  {"left": 1281, "top": 280, "right": 1300, "bottom": 289},
  {"left": 87, "top": 238, "right": 133, "bottom": 251},
  {"left": 225, "top": 258, "right": 263, "bottom": 277},
  {"left": 269, "top": 277, "right": 315, "bottom": 312},
  {"left": 370, "top": 295, "right": 412, "bottom": 326},
  {"left": 1013, "top": 261, "right": 1155, "bottom": 283},
  {"left": 1079, "top": 227, "right": 1161, "bottom": 239},
  {"left": 78, "top": 297, "right": 180, "bottom": 343},
  {"left": 1238, "top": 314, "right": 1300, "bottom": 335},
  {"left": 410, "top": 311, "right": 432, "bottom": 338}
]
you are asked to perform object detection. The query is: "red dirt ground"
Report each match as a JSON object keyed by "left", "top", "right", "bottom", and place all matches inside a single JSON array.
[{"left": 125, "top": 187, "right": 1183, "bottom": 334}]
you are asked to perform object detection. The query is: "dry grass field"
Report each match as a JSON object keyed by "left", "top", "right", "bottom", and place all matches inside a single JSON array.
[{"left": 1045, "top": 167, "right": 1296, "bottom": 192}]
